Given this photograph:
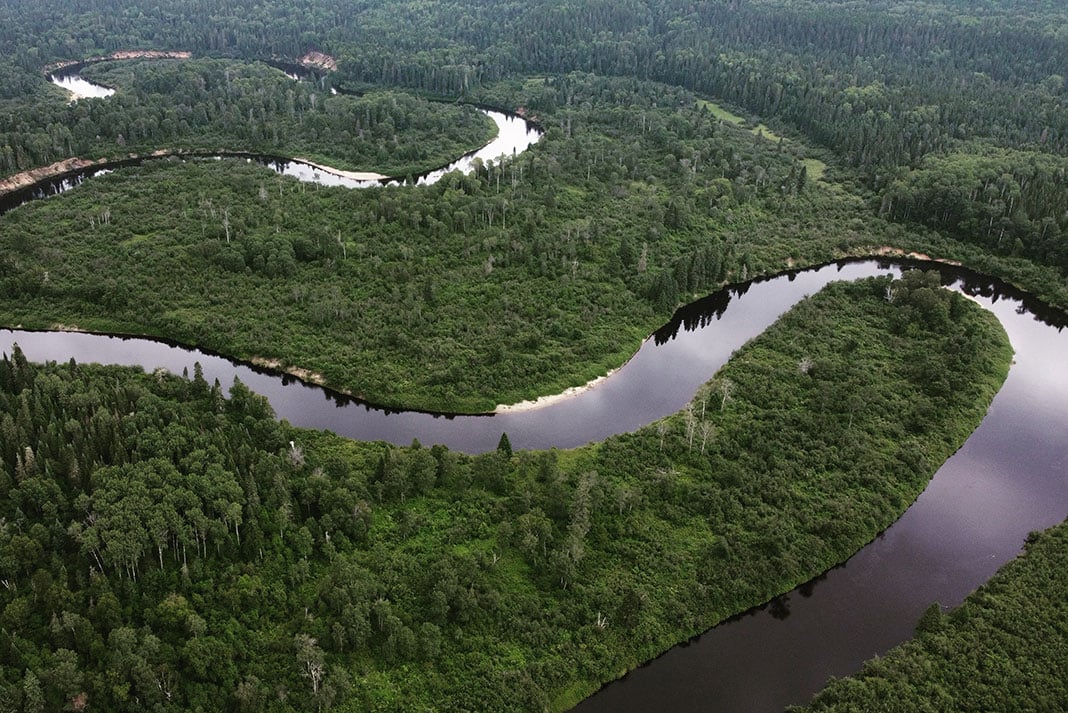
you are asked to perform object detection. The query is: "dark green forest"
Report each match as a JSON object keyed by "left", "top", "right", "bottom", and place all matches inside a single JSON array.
[
  {"left": 4, "top": 71, "right": 854, "bottom": 412},
  {"left": 2, "top": 1, "right": 1068, "bottom": 411},
  {"left": 2, "top": 58, "right": 495, "bottom": 178},
  {"left": 1, "top": 70, "right": 1064, "bottom": 411},
  {"left": 793, "top": 522, "right": 1068, "bottom": 713},
  {"left": 0, "top": 278, "right": 1011, "bottom": 711},
  {"left": 0, "top": 0, "right": 1065, "bottom": 710}
]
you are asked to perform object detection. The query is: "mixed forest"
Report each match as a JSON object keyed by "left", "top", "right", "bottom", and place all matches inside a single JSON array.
[
  {"left": 0, "top": 0, "right": 1065, "bottom": 710},
  {"left": 794, "top": 521, "right": 1068, "bottom": 713},
  {"left": 7, "top": 59, "right": 497, "bottom": 179},
  {"left": 0, "top": 278, "right": 1012, "bottom": 711}
]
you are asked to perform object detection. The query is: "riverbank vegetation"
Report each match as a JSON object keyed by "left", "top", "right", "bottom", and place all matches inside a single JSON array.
[
  {"left": 0, "top": 276, "right": 1012, "bottom": 711},
  {"left": 793, "top": 518, "right": 1068, "bottom": 713},
  {"left": 4, "top": 71, "right": 1058, "bottom": 412},
  {"left": 2, "top": 0, "right": 1066, "bottom": 280},
  {"left": 0, "top": 72, "right": 858, "bottom": 412},
  {"left": 1, "top": 58, "right": 495, "bottom": 179},
  {"left": 0, "top": 1, "right": 1063, "bottom": 710}
]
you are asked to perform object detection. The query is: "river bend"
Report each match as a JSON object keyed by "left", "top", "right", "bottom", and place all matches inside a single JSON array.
[
  {"left": 9, "top": 64, "right": 1068, "bottom": 711},
  {"left": 2, "top": 259, "right": 1066, "bottom": 711},
  {"left": 0, "top": 67, "right": 542, "bottom": 214}
]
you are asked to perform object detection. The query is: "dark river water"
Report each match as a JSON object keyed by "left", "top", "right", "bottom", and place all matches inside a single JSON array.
[
  {"left": 0, "top": 67, "right": 540, "bottom": 218},
  {"left": 6, "top": 63, "right": 1068, "bottom": 713},
  {"left": 2, "top": 259, "right": 1066, "bottom": 711}
]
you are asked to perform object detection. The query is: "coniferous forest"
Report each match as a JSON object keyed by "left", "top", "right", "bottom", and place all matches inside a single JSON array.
[
  {"left": 0, "top": 0, "right": 1065, "bottom": 711},
  {"left": 0, "top": 279, "right": 1013, "bottom": 711}
]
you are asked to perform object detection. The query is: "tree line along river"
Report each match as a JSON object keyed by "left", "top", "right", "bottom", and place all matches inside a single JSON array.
[
  {"left": 2, "top": 258, "right": 1066, "bottom": 711},
  {"left": 2, "top": 64, "right": 1066, "bottom": 713}
]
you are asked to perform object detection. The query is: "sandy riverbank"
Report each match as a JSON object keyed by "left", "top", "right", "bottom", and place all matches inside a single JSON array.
[
  {"left": 864, "top": 245, "right": 964, "bottom": 266},
  {"left": 300, "top": 51, "right": 338, "bottom": 72},
  {"left": 288, "top": 158, "right": 389, "bottom": 181},
  {"left": 494, "top": 368, "right": 620, "bottom": 413},
  {"left": 45, "top": 50, "right": 192, "bottom": 73},
  {"left": 249, "top": 356, "right": 328, "bottom": 386},
  {"left": 0, "top": 157, "right": 109, "bottom": 195}
]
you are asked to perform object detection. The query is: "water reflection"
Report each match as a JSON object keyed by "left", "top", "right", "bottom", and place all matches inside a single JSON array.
[
  {"left": 572, "top": 260, "right": 1068, "bottom": 713},
  {"left": 654, "top": 289, "right": 733, "bottom": 345},
  {"left": 2, "top": 69, "right": 543, "bottom": 217},
  {"left": 0, "top": 259, "right": 1064, "bottom": 713}
]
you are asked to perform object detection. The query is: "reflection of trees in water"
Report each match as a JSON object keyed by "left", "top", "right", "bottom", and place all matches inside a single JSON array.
[
  {"left": 654, "top": 289, "right": 733, "bottom": 345},
  {"left": 653, "top": 258, "right": 1067, "bottom": 350},
  {"left": 798, "top": 571, "right": 829, "bottom": 598},
  {"left": 768, "top": 596, "right": 791, "bottom": 620}
]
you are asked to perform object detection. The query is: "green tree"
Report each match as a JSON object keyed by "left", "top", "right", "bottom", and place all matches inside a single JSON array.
[{"left": 496, "top": 432, "right": 513, "bottom": 459}]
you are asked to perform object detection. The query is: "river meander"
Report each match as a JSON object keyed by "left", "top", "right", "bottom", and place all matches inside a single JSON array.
[
  {"left": 2, "top": 259, "right": 1066, "bottom": 711},
  {"left": 8, "top": 59, "right": 1068, "bottom": 713},
  {"left": 0, "top": 66, "right": 541, "bottom": 210}
]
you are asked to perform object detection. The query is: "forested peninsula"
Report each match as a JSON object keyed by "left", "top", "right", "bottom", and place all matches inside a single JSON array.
[
  {"left": 7, "top": 58, "right": 497, "bottom": 181},
  {"left": 3, "top": 64, "right": 1066, "bottom": 411},
  {"left": 0, "top": 0, "right": 1066, "bottom": 711},
  {"left": 0, "top": 277, "right": 1011, "bottom": 711}
]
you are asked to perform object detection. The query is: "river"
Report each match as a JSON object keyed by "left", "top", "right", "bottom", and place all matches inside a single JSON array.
[
  {"left": 13, "top": 61, "right": 1068, "bottom": 713},
  {"left": 21, "top": 67, "right": 541, "bottom": 202},
  {"left": 1, "top": 259, "right": 1066, "bottom": 711}
]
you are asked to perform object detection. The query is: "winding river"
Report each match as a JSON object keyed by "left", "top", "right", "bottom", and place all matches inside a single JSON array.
[
  {"left": 2, "top": 67, "right": 542, "bottom": 211},
  {"left": 1, "top": 259, "right": 1066, "bottom": 711},
  {"left": 4, "top": 62, "right": 1066, "bottom": 713}
]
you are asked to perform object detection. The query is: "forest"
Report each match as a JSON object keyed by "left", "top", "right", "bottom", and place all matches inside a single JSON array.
[
  {"left": 3, "top": 71, "right": 848, "bottom": 412},
  {"left": 0, "top": 0, "right": 1065, "bottom": 710},
  {"left": 2, "top": 58, "right": 496, "bottom": 178},
  {"left": 0, "top": 277, "right": 1012, "bottom": 711},
  {"left": 1, "top": 70, "right": 1064, "bottom": 411},
  {"left": 793, "top": 522, "right": 1068, "bottom": 713}
]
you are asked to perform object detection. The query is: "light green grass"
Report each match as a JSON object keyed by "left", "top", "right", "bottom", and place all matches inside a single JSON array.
[
  {"left": 698, "top": 98, "right": 746, "bottom": 125},
  {"left": 801, "top": 157, "right": 828, "bottom": 181},
  {"left": 698, "top": 98, "right": 784, "bottom": 141},
  {"left": 698, "top": 98, "right": 834, "bottom": 179}
]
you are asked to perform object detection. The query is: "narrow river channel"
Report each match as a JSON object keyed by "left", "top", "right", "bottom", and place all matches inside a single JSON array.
[
  {"left": 26, "top": 66, "right": 541, "bottom": 197},
  {"left": 6, "top": 60, "right": 1067, "bottom": 713},
  {"left": 2, "top": 259, "right": 1066, "bottom": 711}
]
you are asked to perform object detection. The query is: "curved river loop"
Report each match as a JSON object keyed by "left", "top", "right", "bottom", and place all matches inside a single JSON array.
[
  {"left": 0, "top": 64, "right": 540, "bottom": 216},
  {"left": 2, "top": 259, "right": 1066, "bottom": 712},
  {"left": 2, "top": 64, "right": 1066, "bottom": 713}
]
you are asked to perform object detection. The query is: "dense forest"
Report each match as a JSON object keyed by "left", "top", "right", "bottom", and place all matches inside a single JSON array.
[
  {"left": 1, "top": 58, "right": 495, "bottom": 178},
  {"left": 1, "top": 72, "right": 852, "bottom": 412},
  {"left": 2, "top": 70, "right": 1064, "bottom": 411},
  {"left": 13, "top": 0, "right": 1067, "bottom": 283},
  {"left": 0, "top": 277, "right": 1012, "bottom": 711},
  {"left": 793, "top": 521, "right": 1068, "bottom": 713},
  {"left": 0, "top": 0, "right": 1065, "bottom": 710}
]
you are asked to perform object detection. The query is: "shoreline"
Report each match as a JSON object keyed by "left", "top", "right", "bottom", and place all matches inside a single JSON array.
[
  {"left": 494, "top": 245, "right": 966, "bottom": 415},
  {"left": 51, "top": 77, "right": 115, "bottom": 101},
  {"left": 2, "top": 253, "right": 1060, "bottom": 420},
  {"left": 44, "top": 50, "right": 192, "bottom": 74},
  {"left": 288, "top": 158, "right": 389, "bottom": 181},
  {"left": 6, "top": 53, "right": 517, "bottom": 198},
  {"left": 299, "top": 51, "right": 338, "bottom": 72},
  {"left": 0, "top": 157, "right": 109, "bottom": 195},
  {"left": 863, "top": 245, "right": 964, "bottom": 266},
  {"left": 0, "top": 149, "right": 392, "bottom": 200},
  {"left": 249, "top": 356, "right": 328, "bottom": 387},
  {"left": 494, "top": 365, "right": 623, "bottom": 413}
]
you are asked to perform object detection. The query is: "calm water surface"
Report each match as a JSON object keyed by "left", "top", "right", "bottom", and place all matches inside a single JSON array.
[
  {"left": 3, "top": 260, "right": 1066, "bottom": 711},
  {"left": 8, "top": 66, "right": 1068, "bottom": 711},
  {"left": 37, "top": 70, "right": 540, "bottom": 194}
]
